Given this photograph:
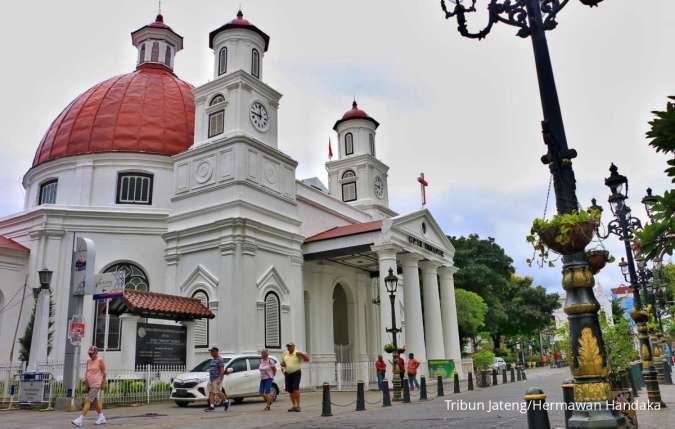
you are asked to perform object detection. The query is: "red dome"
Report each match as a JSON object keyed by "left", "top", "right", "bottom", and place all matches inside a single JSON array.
[
  {"left": 333, "top": 101, "right": 379, "bottom": 131},
  {"left": 33, "top": 64, "right": 195, "bottom": 168}
]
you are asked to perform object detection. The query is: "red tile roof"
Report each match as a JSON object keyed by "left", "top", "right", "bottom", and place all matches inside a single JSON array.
[
  {"left": 0, "top": 236, "right": 29, "bottom": 253},
  {"left": 305, "top": 220, "right": 383, "bottom": 243},
  {"left": 117, "top": 289, "right": 214, "bottom": 320},
  {"left": 611, "top": 285, "right": 633, "bottom": 295}
]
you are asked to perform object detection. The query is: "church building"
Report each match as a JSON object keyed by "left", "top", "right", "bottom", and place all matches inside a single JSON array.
[{"left": 0, "top": 11, "right": 462, "bottom": 380}]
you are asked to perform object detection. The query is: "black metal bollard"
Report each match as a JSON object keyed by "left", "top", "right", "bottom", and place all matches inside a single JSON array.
[
  {"left": 561, "top": 379, "right": 574, "bottom": 429},
  {"left": 524, "top": 387, "right": 551, "bottom": 429},
  {"left": 453, "top": 372, "right": 460, "bottom": 393},
  {"left": 321, "top": 382, "right": 332, "bottom": 417},
  {"left": 382, "top": 379, "right": 391, "bottom": 407},
  {"left": 467, "top": 372, "right": 474, "bottom": 391},
  {"left": 402, "top": 378, "right": 411, "bottom": 403},
  {"left": 356, "top": 381, "right": 365, "bottom": 411},
  {"left": 420, "top": 376, "right": 428, "bottom": 400},
  {"left": 502, "top": 368, "right": 508, "bottom": 384},
  {"left": 492, "top": 369, "right": 498, "bottom": 386},
  {"left": 510, "top": 367, "right": 516, "bottom": 383},
  {"left": 437, "top": 375, "right": 444, "bottom": 397},
  {"left": 517, "top": 367, "right": 522, "bottom": 381}
]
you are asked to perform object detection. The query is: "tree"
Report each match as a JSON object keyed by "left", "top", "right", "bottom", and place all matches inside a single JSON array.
[
  {"left": 600, "top": 316, "right": 638, "bottom": 386},
  {"left": 455, "top": 288, "right": 488, "bottom": 342},
  {"left": 17, "top": 291, "right": 55, "bottom": 364},
  {"left": 611, "top": 298, "right": 625, "bottom": 325},
  {"left": 637, "top": 97, "right": 675, "bottom": 258},
  {"left": 499, "top": 275, "right": 561, "bottom": 339}
]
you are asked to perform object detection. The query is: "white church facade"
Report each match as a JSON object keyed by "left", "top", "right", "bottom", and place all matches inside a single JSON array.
[{"left": 0, "top": 11, "right": 462, "bottom": 379}]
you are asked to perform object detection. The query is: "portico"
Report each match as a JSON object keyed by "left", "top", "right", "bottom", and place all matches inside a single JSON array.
[{"left": 302, "top": 209, "right": 463, "bottom": 379}]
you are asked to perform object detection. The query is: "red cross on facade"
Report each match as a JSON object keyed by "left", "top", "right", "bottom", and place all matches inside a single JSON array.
[{"left": 417, "top": 173, "right": 428, "bottom": 206}]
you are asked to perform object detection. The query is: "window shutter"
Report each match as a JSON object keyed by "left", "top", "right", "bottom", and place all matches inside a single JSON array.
[
  {"left": 192, "top": 290, "right": 209, "bottom": 348},
  {"left": 264, "top": 293, "right": 280, "bottom": 348},
  {"left": 151, "top": 42, "right": 160, "bottom": 62}
]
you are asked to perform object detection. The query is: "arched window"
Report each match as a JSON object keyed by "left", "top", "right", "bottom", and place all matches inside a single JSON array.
[
  {"left": 192, "top": 290, "right": 209, "bottom": 348},
  {"left": 264, "top": 292, "right": 281, "bottom": 349},
  {"left": 345, "top": 133, "right": 354, "bottom": 155},
  {"left": 209, "top": 94, "right": 225, "bottom": 106},
  {"left": 369, "top": 134, "right": 375, "bottom": 156},
  {"left": 251, "top": 48, "right": 260, "bottom": 78},
  {"left": 38, "top": 179, "right": 58, "bottom": 205},
  {"left": 164, "top": 46, "right": 172, "bottom": 67},
  {"left": 139, "top": 43, "right": 146, "bottom": 64},
  {"left": 218, "top": 47, "right": 228, "bottom": 76},
  {"left": 151, "top": 41, "right": 160, "bottom": 62},
  {"left": 341, "top": 170, "right": 357, "bottom": 202},
  {"left": 93, "top": 262, "right": 149, "bottom": 351}
]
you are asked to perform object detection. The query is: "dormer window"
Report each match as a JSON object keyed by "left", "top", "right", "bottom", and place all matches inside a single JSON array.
[
  {"left": 150, "top": 41, "right": 160, "bottom": 62},
  {"left": 38, "top": 179, "right": 58, "bottom": 205},
  {"left": 208, "top": 95, "right": 225, "bottom": 138},
  {"left": 345, "top": 133, "right": 354, "bottom": 155},
  {"left": 251, "top": 49, "right": 260, "bottom": 78},
  {"left": 138, "top": 43, "right": 146, "bottom": 64},
  {"left": 164, "top": 46, "right": 172, "bottom": 67},
  {"left": 341, "top": 170, "right": 357, "bottom": 202},
  {"left": 218, "top": 47, "right": 228, "bottom": 76},
  {"left": 369, "top": 134, "right": 375, "bottom": 156}
]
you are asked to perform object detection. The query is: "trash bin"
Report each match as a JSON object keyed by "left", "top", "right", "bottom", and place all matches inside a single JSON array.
[{"left": 629, "top": 362, "right": 643, "bottom": 390}]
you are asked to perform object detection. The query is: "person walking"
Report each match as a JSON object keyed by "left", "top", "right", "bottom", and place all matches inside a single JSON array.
[
  {"left": 375, "top": 355, "right": 387, "bottom": 391},
  {"left": 205, "top": 347, "right": 230, "bottom": 412},
  {"left": 71, "top": 346, "right": 107, "bottom": 427},
  {"left": 258, "top": 349, "right": 276, "bottom": 411},
  {"left": 406, "top": 352, "right": 420, "bottom": 391},
  {"left": 281, "top": 342, "right": 309, "bottom": 412}
]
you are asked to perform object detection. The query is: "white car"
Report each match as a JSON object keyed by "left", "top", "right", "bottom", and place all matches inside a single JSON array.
[
  {"left": 171, "top": 354, "right": 284, "bottom": 407},
  {"left": 492, "top": 357, "right": 507, "bottom": 371}
]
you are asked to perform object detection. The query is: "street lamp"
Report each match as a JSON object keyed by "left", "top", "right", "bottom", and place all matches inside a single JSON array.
[
  {"left": 642, "top": 188, "right": 658, "bottom": 221},
  {"left": 593, "top": 163, "right": 664, "bottom": 406},
  {"left": 38, "top": 268, "right": 53, "bottom": 289},
  {"left": 384, "top": 267, "right": 403, "bottom": 401},
  {"left": 439, "top": 1, "right": 620, "bottom": 426}
]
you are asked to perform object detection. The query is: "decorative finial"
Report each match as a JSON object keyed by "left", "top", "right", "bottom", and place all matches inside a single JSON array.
[
  {"left": 352, "top": 99, "right": 357, "bottom": 109},
  {"left": 158, "top": 0, "right": 162, "bottom": 15},
  {"left": 237, "top": 9, "right": 244, "bottom": 19},
  {"left": 609, "top": 163, "right": 618, "bottom": 174}
]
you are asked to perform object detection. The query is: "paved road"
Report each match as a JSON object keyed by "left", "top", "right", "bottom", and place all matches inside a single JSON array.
[{"left": 2, "top": 367, "right": 674, "bottom": 428}]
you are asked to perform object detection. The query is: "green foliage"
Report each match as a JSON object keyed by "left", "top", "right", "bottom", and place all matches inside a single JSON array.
[
  {"left": 18, "top": 291, "right": 55, "bottom": 363},
  {"left": 527, "top": 209, "right": 600, "bottom": 267},
  {"left": 383, "top": 343, "right": 395, "bottom": 354},
  {"left": 455, "top": 288, "right": 488, "bottom": 340},
  {"left": 601, "top": 317, "right": 638, "bottom": 385},
  {"left": 499, "top": 275, "right": 561, "bottom": 339},
  {"left": 472, "top": 349, "right": 496, "bottom": 371},
  {"left": 611, "top": 298, "right": 625, "bottom": 325},
  {"left": 646, "top": 96, "right": 675, "bottom": 181},
  {"left": 555, "top": 322, "right": 571, "bottom": 361},
  {"left": 150, "top": 382, "right": 172, "bottom": 392},
  {"left": 637, "top": 190, "right": 675, "bottom": 259}
]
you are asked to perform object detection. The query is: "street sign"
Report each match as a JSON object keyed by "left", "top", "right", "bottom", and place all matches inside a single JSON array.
[
  {"left": 93, "top": 272, "right": 126, "bottom": 300},
  {"left": 68, "top": 319, "right": 85, "bottom": 345},
  {"left": 19, "top": 372, "right": 51, "bottom": 404}
]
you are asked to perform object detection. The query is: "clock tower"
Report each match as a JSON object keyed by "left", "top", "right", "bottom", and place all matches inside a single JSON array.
[{"left": 326, "top": 101, "right": 395, "bottom": 219}]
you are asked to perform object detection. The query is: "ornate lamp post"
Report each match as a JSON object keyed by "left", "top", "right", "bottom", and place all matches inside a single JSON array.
[
  {"left": 440, "top": 1, "right": 622, "bottom": 426},
  {"left": 591, "top": 164, "right": 664, "bottom": 406},
  {"left": 384, "top": 268, "right": 403, "bottom": 401}
]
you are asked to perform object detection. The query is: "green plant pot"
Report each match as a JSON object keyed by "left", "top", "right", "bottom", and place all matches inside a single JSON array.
[{"left": 540, "top": 221, "right": 596, "bottom": 254}]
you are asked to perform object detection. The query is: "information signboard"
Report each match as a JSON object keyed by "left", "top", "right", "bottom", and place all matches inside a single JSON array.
[
  {"left": 19, "top": 373, "right": 51, "bottom": 404},
  {"left": 68, "top": 320, "right": 86, "bottom": 345},
  {"left": 428, "top": 359, "right": 456, "bottom": 379},
  {"left": 135, "top": 323, "right": 187, "bottom": 367},
  {"left": 93, "top": 272, "right": 125, "bottom": 300}
]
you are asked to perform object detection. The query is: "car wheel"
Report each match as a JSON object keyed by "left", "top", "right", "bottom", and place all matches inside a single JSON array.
[
  {"left": 233, "top": 397, "right": 244, "bottom": 404},
  {"left": 271, "top": 385, "right": 279, "bottom": 402},
  {"left": 175, "top": 401, "right": 190, "bottom": 407}
]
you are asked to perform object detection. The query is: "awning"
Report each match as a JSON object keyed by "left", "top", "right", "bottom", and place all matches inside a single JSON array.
[{"left": 109, "top": 289, "right": 215, "bottom": 321}]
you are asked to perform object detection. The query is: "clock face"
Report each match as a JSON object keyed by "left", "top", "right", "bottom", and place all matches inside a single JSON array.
[
  {"left": 249, "top": 101, "right": 269, "bottom": 131},
  {"left": 374, "top": 176, "right": 384, "bottom": 199}
]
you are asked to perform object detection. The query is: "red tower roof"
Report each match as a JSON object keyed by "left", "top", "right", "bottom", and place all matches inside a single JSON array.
[
  {"left": 209, "top": 10, "right": 270, "bottom": 51},
  {"left": 32, "top": 64, "right": 195, "bottom": 168},
  {"left": 333, "top": 101, "right": 379, "bottom": 131}
]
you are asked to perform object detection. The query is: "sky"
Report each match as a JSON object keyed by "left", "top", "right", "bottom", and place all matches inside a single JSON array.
[{"left": 0, "top": 0, "right": 673, "bottom": 295}]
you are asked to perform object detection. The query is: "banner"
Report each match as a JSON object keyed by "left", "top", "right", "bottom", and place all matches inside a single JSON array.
[
  {"left": 72, "top": 237, "right": 96, "bottom": 295},
  {"left": 428, "top": 359, "right": 455, "bottom": 379}
]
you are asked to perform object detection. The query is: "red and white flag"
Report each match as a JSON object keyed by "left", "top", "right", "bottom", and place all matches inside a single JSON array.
[{"left": 328, "top": 138, "right": 333, "bottom": 160}]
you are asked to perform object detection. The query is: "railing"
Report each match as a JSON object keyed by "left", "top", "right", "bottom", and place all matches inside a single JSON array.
[
  {"left": 299, "top": 361, "right": 430, "bottom": 391},
  {"left": 1, "top": 362, "right": 186, "bottom": 407}
]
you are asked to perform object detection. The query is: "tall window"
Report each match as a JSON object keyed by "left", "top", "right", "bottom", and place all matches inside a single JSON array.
[
  {"left": 264, "top": 292, "right": 281, "bottom": 349},
  {"left": 251, "top": 49, "right": 260, "bottom": 78},
  {"left": 116, "top": 173, "right": 153, "bottom": 205},
  {"left": 139, "top": 43, "right": 146, "bottom": 63},
  {"left": 369, "top": 134, "right": 375, "bottom": 156},
  {"left": 345, "top": 133, "right": 354, "bottom": 155},
  {"left": 218, "top": 47, "right": 228, "bottom": 75},
  {"left": 341, "top": 170, "right": 357, "bottom": 202},
  {"left": 208, "top": 95, "right": 225, "bottom": 138},
  {"left": 151, "top": 41, "right": 160, "bottom": 62},
  {"left": 192, "top": 290, "right": 209, "bottom": 348},
  {"left": 93, "top": 262, "right": 149, "bottom": 351},
  {"left": 164, "top": 46, "right": 172, "bottom": 67},
  {"left": 38, "top": 179, "right": 58, "bottom": 205}
]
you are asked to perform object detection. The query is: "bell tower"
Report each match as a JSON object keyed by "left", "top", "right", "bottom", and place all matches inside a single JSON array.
[{"left": 326, "top": 101, "right": 395, "bottom": 219}]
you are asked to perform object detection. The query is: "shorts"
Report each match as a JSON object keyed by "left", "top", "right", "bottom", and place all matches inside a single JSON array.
[
  {"left": 207, "top": 378, "right": 223, "bottom": 394},
  {"left": 259, "top": 378, "right": 273, "bottom": 394},
  {"left": 284, "top": 370, "right": 301, "bottom": 393},
  {"left": 84, "top": 387, "right": 100, "bottom": 403}
]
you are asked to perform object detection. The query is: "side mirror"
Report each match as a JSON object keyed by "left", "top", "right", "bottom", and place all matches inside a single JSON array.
[{"left": 225, "top": 367, "right": 234, "bottom": 374}]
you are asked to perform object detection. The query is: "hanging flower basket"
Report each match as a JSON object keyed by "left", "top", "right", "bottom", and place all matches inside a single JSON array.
[
  {"left": 383, "top": 343, "right": 395, "bottom": 354},
  {"left": 586, "top": 250, "right": 613, "bottom": 274},
  {"left": 539, "top": 220, "right": 596, "bottom": 254}
]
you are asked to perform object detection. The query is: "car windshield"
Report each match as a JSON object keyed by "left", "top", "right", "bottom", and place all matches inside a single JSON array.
[{"left": 191, "top": 357, "right": 232, "bottom": 372}]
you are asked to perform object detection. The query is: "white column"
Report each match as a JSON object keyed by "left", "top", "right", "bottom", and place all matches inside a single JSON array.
[
  {"left": 420, "top": 261, "right": 445, "bottom": 360},
  {"left": 373, "top": 245, "right": 398, "bottom": 362},
  {"left": 28, "top": 286, "right": 50, "bottom": 371},
  {"left": 439, "top": 266, "right": 463, "bottom": 379},
  {"left": 400, "top": 254, "right": 427, "bottom": 365},
  {"left": 119, "top": 314, "right": 141, "bottom": 369}
]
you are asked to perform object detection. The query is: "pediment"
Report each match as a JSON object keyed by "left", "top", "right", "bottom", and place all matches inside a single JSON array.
[
  {"left": 179, "top": 264, "right": 219, "bottom": 293},
  {"left": 389, "top": 209, "right": 455, "bottom": 256},
  {"left": 256, "top": 265, "right": 290, "bottom": 295}
]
